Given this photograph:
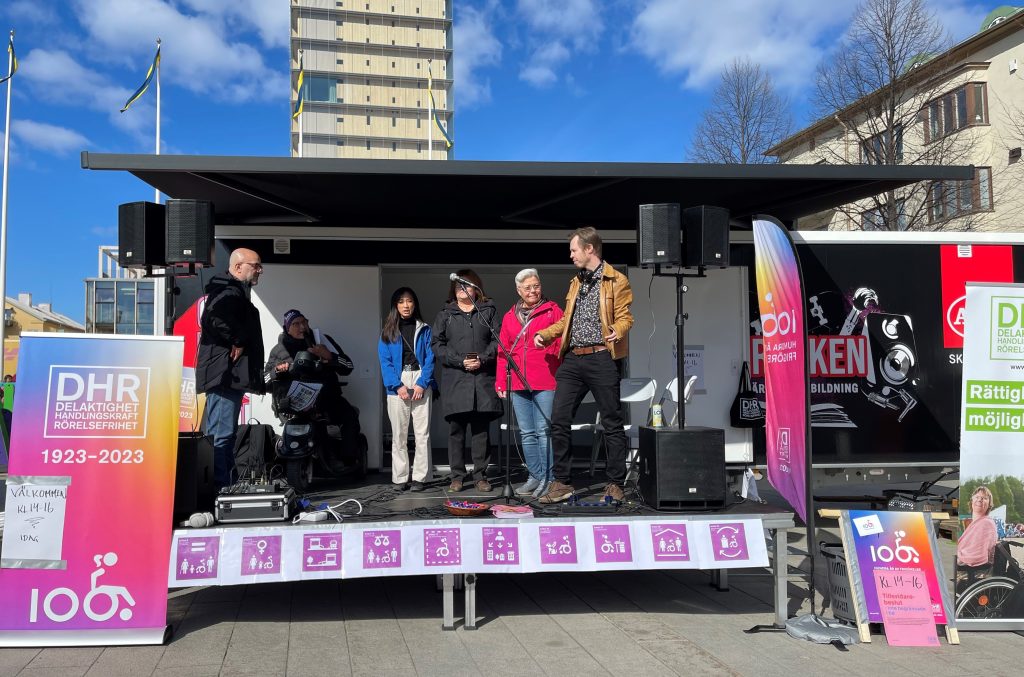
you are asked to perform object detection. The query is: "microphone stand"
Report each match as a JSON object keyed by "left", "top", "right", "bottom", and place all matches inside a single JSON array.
[{"left": 457, "top": 281, "right": 531, "bottom": 504}]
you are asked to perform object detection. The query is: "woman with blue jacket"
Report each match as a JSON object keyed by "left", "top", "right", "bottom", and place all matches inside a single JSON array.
[{"left": 378, "top": 287, "right": 435, "bottom": 491}]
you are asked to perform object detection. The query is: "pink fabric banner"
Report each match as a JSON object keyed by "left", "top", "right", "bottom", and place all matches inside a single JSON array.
[{"left": 752, "top": 215, "right": 808, "bottom": 521}]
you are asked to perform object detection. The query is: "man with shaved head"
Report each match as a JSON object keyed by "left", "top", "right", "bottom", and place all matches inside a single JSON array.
[{"left": 197, "top": 247, "right": 267, "bottom": 490}]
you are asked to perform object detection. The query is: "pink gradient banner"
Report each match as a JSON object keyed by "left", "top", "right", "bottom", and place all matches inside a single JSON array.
[
  {"left": 753, "top": 216, "right": 808, "bottom": 521},
  {"left": 0, "top": 334, "right": 183, "bottom": 646}
]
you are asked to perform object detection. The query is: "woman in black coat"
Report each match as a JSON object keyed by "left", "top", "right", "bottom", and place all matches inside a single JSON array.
[{"left": 432, "top": 269, "right": 501, "bottom": 492}]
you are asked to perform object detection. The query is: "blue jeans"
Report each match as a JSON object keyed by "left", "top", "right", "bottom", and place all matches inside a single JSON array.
[
  {"left": 205, "top": 386, "right": 244, "bottom": 489},
  {"left": 511, "top": 389, "right": 554, "bottom": 483}
]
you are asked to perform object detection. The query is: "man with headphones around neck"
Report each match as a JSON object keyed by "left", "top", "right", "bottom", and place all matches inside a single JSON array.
[{"left": 534, "top": 226, "right": 634, "bottom": 504}]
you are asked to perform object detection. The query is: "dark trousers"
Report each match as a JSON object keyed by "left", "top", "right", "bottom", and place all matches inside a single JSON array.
[
  {"left": 448, "top": 412, "right": 492, "bottom": 481},
  {"left": 550, "top": 351, "right": 626, "bottom": 484}
]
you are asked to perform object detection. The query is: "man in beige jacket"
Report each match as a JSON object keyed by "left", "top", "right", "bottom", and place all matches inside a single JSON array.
[{"left": 535, "top": 227, "right": 633, "bottom": 503}]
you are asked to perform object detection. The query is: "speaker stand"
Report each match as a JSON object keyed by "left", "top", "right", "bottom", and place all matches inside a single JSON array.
[{"left": 652, "top": 264, "right": 705, "bottom": 429}]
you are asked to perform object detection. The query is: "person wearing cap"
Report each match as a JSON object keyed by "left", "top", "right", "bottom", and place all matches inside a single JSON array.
[{"left": 265, "top": 309, "right": 361, "bottom": 475}]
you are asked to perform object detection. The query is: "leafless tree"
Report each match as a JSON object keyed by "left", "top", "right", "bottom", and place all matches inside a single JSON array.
[
  {"left": 688, "top": 57, "right": 792, "bottom": 164},
  {"left": 811, "top": 0, "right": 995, "bottom": 231}
]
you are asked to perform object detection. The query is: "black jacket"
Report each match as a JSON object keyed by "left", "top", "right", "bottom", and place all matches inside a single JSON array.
[
  {"left": 431, "top": 300, "right": 502, "bottom": 419},
  {"left": 196, "top": 273, "right": 265, "bottom": 395}
]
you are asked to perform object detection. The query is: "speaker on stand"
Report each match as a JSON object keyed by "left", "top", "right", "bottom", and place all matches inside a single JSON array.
[
  {"left": 638, "top": 203, "right": 681, "bottom": 267},
  {"left": 118, "top": 201, "right": 166, "bottom": 269},
  {"left": 682, "top": 205, "right": 730, "bottom": 268},
  {"left": 166, "top": 199, "right": 215, "bottom": 268}
]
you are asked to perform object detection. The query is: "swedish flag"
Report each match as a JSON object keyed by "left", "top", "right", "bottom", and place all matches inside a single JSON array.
[
  {"left": 0, "top": 34, "right": 16, "bottom": 86},
  {"left": 428, "top": 62, "right": 453, "bottom": 149},
  {"left": 292, "top": 52, "right": 305, "bottom": 120},
  {"left": 120, "top": 42, "right": 161, "bottom": 113}
]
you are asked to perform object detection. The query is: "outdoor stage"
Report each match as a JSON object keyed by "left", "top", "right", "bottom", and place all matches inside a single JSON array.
[{"left": 169, "top": 475, "right": 795, "bottom": 630}]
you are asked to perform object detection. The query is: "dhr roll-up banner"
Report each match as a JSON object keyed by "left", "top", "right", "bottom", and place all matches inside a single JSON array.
[
  {"left": 0, "top": 333, "right": 183, "bottom": 647},
  {"left": 752, "top": 215, "right": 809, "bottom": 522},
  {"left": 956, "top": 282, "right": 1024, "bottom": 628}
]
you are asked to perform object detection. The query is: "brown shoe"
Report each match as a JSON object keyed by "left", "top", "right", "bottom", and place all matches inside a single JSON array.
[
  {"left": 603, "top": 483, "right": 625, "bottom": 502},
  {"left": 449, "top": 479, "right": 464, "bottom": 492},
  {"left": 475, "top": 479, "right": 493, "bottom": 492},
  {"left": 538, "top": 480, "right": 575, "bottom": 504}
]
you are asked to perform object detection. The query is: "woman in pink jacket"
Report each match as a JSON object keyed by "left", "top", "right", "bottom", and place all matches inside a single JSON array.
[{"left": 496, "top": 269, "right": 563, "bottom": 498}]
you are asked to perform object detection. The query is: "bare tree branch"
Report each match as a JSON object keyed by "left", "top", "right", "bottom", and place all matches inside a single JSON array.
[{"left": 689, "top": 57, "right": 792, "bottom": 164}]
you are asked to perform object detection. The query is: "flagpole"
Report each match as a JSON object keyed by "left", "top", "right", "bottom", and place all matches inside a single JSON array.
[
  {"left": 297, "top": 48, "right": 304, "bottom": 158},
  {"left": 0, "top": 30, "right": 15, "bottom": 364},
  {"left": 427, "top": 59, "right": 433, "bottom": 160},
  {"left": 154, "top": 37, "right": 161, "bottom": 204}
]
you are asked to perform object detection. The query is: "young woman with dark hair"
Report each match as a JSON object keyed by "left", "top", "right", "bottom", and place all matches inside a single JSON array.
[{"left": 378, "top": 287, "right": 435, "bottom": 491}]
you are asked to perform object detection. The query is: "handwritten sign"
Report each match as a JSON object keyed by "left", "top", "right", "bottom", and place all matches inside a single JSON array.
[
  {"left": 0, "top": 476, "right": 71, "bottom": 568},
  {"left": 873, "top": 569, "right": 940, "bottom": 647}
]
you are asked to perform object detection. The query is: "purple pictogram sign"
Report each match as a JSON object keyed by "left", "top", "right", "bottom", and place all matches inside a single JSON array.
[
  {"left": 175, "top": 536, "right": 220, "bottom": 580},
  {"left": 363, "top": 529, "right": 401, "bottom": 569},
  {"left": 593, "top": 524, "right": 632, "bottom": 563},
  {"left": 650, "top": 524, "right": 690, "bottom": 562},
  {"left": 302, "top": 532, "right": 342, "bottom": 572},
  {"left": 424, "top": 528, "right": 461, "bottom": 566},
  {"left": 241, "top": 535, "right": 282, "bottom": 575},
  {"left": 482, "top": 527, "right": 518, "bottom": 565},
  {"left": 539, "top": 525, "right": 577, "bottom": 565},
  {"left": 709, "top": 523, "right": 749, "bottom": 561}
]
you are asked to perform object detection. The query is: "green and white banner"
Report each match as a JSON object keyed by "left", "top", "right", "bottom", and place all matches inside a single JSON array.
[{"left": 956, "top": 282, "right": 1024, "bottom": 627}]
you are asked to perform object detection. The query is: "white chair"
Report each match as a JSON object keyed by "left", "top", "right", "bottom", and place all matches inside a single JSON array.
[
  {"left": 588, "top": 377, "right": 657, "bottom": 476},
  {"left": 661, "top": 374, "right": 698, "bottom": 426}
]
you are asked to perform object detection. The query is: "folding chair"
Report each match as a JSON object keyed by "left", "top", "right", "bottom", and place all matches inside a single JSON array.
[
  {"left": 588, "top": 377, "right": 657, "bottom": 476},
  {"left": 661, "top": 374, "right": 698, "bottom": 426}
]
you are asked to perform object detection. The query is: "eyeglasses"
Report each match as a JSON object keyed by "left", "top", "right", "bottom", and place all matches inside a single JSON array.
[
  {"left": 519, "top": 284, "right": 541, "bottom": 292},
  {"left": 239, "top": 261, "right": 263, "bottom": 271}
]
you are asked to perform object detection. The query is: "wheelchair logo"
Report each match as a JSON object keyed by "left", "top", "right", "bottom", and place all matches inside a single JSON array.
[
  {"left": 29, "top": 552, "right": 136, "bottom": 624},
  {"left": 869, "top": 529, "right": 920, "bottom": 564}
]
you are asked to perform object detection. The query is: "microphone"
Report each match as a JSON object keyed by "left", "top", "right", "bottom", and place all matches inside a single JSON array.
[{"left": 450, "top": 273, "right": 481, "bottom": 289}]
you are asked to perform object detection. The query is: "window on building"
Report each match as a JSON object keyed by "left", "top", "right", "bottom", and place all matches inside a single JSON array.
[
  {"left": 137, "top": 282, "right": 155, "bottom": 335},
  {"left": 337, "top": 58, "right": 344, "bottom": 65},
  {"left": 391, "top": 96, "right": 396, "bottom": 103},
  {"left": 94, "top": 281, "right": 115, "bottom": 333},
  {"left": 416, "top": 117, "right": 421, "bottom": 128},
  {"left": 366, "top": 139, "right": 371, "bottom": 150},
  {"left": 416, "top": 63, "right": 420, "bottom": 69},
  {"left": 366, "top": 95, "right": 371, "bottom": 102},
  {"left": 925, "top": 83, "right": 988, "bottom": 142},
  {"left": 392, "top": 61, "right": 396, "bottom": 68},
  {"left": 116, "top": 283, "right": 137, "bottom": 334},
  {"left": 392, "top": 81, "right": 396, "bottom": 87},
  {"left": 306, "top": 76, "right": 337, "bottom": 103},
  {"left": 392, "top": 142, "right": 397, "bottom": 151},
  {"left": 337, "top": 116, "right": 344, "bottom": 123},
  {"left": 861, "top": 199, "right": 907, "bottom": 231},
  {"left": 392, "top": 116, "right": 396, "bottom": 126},
  {"left": 417, "top": 143, "right": 421, "bottom": 153},
  {"left": 366, "top": 115, "right": 371, "bottom": 124},
  {"left": 366, "top": 59, "right": 370, "bottom": 66},
  {"left": 929, "top": 167, "right": 993, "bottom": 222},
  {"left": 860, "top": 124, "right": 903, "bottom": 164}
]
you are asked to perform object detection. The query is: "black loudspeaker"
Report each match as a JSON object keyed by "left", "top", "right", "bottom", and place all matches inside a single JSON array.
[
  {"left": 166, "top": 199, "right": 215, "bottom": 266},
  {"left": 174, "top": 433, "right": 216, "bottom": 517},
  {"left": 638, "top": 426, "right": 726, "bottom": 508},
  {"left": 682, "top": 205, "right": 730, "bottom": 268},
  {"left": 638, "top": 203, "right": 681, "bottom": 267},
  {"left": 117, "top": 201, "right": 166, "bottom": 269}
]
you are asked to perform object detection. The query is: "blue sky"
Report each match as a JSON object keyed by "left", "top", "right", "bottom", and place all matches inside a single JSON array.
[{"left": 0, "top": 0, "right": 992, "bottom": 323}]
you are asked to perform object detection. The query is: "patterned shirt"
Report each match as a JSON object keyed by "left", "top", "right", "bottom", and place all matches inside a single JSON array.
[{"left": 569, "top": 261, "right": 604, "bottom": 348}]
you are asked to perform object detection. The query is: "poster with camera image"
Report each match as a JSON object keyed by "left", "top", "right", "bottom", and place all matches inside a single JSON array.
[
  {"left": 735, "top": 242, "right": 1024, "bottom": 466},
  {"left": 956, "top": 282, "right": 1024, "bottom": 626}
]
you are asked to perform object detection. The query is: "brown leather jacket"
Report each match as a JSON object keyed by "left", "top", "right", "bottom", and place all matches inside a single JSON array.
[{"left": 537, "top": 262, "right": 634, "bottom": 360}]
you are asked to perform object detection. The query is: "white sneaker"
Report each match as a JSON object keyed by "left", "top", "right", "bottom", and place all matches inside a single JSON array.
[
  {"left": 516, "top": 477, "right": 541, "bottom": 495},
  {"left": 532, "top": 481, "right": 550, "bottom": 499}
]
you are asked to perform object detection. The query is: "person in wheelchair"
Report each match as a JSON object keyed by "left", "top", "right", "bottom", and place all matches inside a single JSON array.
[
  {"left": 265, "top": 310, "right": 362, "bottom": 472},
  {"left": 956, "top": 485, "right": 999, "bottom": 592}
]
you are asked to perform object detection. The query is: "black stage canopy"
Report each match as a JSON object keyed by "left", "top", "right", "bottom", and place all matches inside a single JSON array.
[{"left": 81, "top": 153, "right": 973, "bottom": 230}]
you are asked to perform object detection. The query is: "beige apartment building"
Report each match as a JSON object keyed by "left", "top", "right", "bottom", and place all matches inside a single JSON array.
[
  {"left": 767, "top": 7, "right": 1024, "bottom": 232},
  {"left": 290, "top": 0, "right": 454, "bottom": 159}
]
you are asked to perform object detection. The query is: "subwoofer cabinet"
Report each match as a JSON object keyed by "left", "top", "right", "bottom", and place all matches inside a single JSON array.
[{"left": 638, "top": 426, "right": 726, "bottom": 509}]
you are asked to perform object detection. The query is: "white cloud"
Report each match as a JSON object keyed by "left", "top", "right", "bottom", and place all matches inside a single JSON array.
[
  {"left": 4, "top": 0, "right": 59, "bottom": 24},
  {"left": 177, "top": 0, "right": 289, "bottom": 49},
  {"left": 12, "top": 119, "right": 90, "bottom": 156},
  {"left": 630, "top": 0, "right": 858, "bottom": 90},
  {"left": 516, "top": 0, "right": 603, "bottom": 87},
  {"left": 454, "top": 3, "right": 503, "bottom": 108},
  {"left": 520, "top": 41, "right": 570, "bottom": 87},
  {"left": 19, "top": 49, "right": 154, "bottom": 140},
  {"left": 71, "top": 0, "right": 287, "bottom": 104}
]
